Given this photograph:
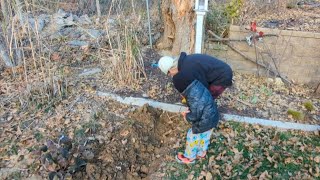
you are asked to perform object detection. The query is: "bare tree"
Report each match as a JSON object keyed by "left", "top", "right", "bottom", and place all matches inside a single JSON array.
[{"left": 157, "top": 0, "right": 195, "bottom": 54}]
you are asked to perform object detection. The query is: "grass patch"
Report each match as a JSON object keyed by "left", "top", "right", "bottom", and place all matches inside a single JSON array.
[
  {"left": 303, "top": 101, "right": 314, "bottom": 111},
  {"left": 287, "top": 109, "right": 304, "bottom": 120}
]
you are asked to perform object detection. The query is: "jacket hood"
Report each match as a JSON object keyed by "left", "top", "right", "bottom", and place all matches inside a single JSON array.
[{"left": 178, "top": 52, "right": 187, "bottom": 71}]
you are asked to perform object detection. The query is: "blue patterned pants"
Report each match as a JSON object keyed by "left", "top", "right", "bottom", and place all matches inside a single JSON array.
[{"left": 184, "top": 128, "right": 212, "bottom": 159}]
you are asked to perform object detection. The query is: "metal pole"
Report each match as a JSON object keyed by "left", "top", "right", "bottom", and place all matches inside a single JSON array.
[{"left": 146, "top": 0, "right": 153, "bottom": 47}]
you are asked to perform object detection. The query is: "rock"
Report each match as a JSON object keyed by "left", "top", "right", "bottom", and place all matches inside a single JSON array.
[
  {"left": 105, "top": 18, "right": 116, "bottom": 29},
  {"left": 267, "top": 78, "right": 274, "bottom": 83},
  {"left": 18, "top": 14, "right": 48, "bottom": 32},
  {"left": 78, "top": 14, "right": 93, "bottom": 25},
  {"left": 68, "top": 40, "right": 89, "bottom": 47},
  {"left": 274, "top": 78, "right": 284, "bottom": 87},
  {"left": 67, "top": 29, "right": 82, "bottom": 39},
  {"left": 57, "top": 9, "right": 68, "bottom": 18},
  {"left": 121, "top": 139, "right": 128, "bottom": 145},
  {"left": 140, "top": 165, "right": 149, "bottom": 174},
  {"left": 52, "top": 10, "right": 76, "bottom": 31},
  {"left": 29, "top": 17, "right": 46, "bottom": 32},
  {"left": 79, "top": 68, "right": 102, "bottom": 76},
  {"left": 82, "top": 150, "right": 94, "bottom": 160},
  {"left": 64, "top": 15, "right": 75, "bottom": 26},
  {"left": 153, "top": 33, "right": 161, "bottom": 41},
  {"left": 142, "top": 93, "right": 149, "bottom": 98},
  {"left": 108, "top": 18, "right": 115, "bottom": 24},
  {"left": 82, "top": 28, "right": 102, "bottom": 39}
]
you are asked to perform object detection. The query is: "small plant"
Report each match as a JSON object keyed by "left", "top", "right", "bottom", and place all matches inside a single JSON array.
[
  {"left": 206, "top": 4, "right": 229, "bottom": 36},
  {"left": 239, "top": 92, "right": 248, "bottom": 100},
  {"left": 286, "top": 0, "right": 298, "bottom": 9},
  {"left": 251, "top": 94, "right": 259, "bottom": 104},
  {"left": 303, "top": 101, "right": 314, "bottom": 111},
  {"left": 34, "top": 132, "right": 44, "bottom": 142},
  {"left": 287, "top": 109, "right": 304, "bottom": 120},
  {"left": 224, "top": 0, "right": 244, "bottom": 23},
  {"left": 260, "top": 85, "right": 273, "bottom": 96}
]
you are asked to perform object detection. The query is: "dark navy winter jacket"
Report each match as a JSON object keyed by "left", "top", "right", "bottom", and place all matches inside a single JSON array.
[
  {"left": 173, "top": 52, "right": 233, "bottom": 93},
  {"left": 182, "top": 80, "right": 220, "bottom": 134}
]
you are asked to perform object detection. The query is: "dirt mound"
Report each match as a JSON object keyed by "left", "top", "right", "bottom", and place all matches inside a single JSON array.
[{"left": 82, "top": 104, "right": 185, "bottom": 179}]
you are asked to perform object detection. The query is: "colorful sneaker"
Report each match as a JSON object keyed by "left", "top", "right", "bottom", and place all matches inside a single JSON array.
[
  {"left": 196, "top": 151, "right": 207, "bottom": 159},
  {"left": 175, "top": 152, "right": 195, "bottom": 164}
]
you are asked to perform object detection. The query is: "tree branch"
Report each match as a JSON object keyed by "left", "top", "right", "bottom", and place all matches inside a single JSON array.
[{"left": 207, "top": 30, "right": 291, "bottom": 85}]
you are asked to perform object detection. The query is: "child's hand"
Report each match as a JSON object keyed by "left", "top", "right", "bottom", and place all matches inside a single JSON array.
[{"left": 181, "top": 109, "right": 190, "bottom": 121}]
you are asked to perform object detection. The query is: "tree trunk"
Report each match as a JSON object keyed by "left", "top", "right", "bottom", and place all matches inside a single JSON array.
[
  {"left": 0, "top": 0, "right": 9, "bottom": 25},
  {"left": 0, "top": 40, "right": 14, "bottom": 67},
  {"left": 96, "top": 0, "right": 101, "bottom": 18},
  {"left": 0, "top": 0, "right": 14, "bottom": 67},
  {"left": 15, "top": 0, "right": 24, "bottom": 27},
  {"left": 157, "top": 0, "right": 195, "bottom": 55}
]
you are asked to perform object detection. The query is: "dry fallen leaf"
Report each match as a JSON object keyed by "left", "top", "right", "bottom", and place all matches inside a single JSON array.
[
  {"left": 206, "top": 172, "right": 213, "bottom": 180},
  {"left": 120, "top": 130, "right": 129, "bottom": 137},
  {"left": 51, "top": 52, "right": 61, "bottom": 61}
]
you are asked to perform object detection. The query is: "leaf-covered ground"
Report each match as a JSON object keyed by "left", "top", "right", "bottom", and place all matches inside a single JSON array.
[
  {"left": 238, "top": 0, "right": 320, "bottom": 32},
  {"left": 163, "top": 121, "right": 320, "bottom": 179},
  {"left": 1, "top": 89, "right": 319, "bottom": 179}
]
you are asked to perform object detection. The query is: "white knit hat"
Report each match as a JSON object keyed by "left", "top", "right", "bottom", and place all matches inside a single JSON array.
[{"left": 158, "top": 56, "right": 175, "bottom": 75}]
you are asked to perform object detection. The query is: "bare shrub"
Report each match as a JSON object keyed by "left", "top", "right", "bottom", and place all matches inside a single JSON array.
[
  {"left": 104, "top": 0, "right": 147, "bottom": 89},
  {"left": 0, "top": 0, "right": 68, "bottom": 110}
]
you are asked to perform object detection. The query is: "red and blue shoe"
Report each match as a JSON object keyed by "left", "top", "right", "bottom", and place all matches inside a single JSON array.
[{"left": 175, "top": 152, "right": 195, "bottom": 164}]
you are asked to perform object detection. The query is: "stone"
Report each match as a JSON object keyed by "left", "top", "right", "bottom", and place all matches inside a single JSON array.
[
  {"left": 64, "top": 15, "right": 75, "bottom": 26},
  {"left": 83, "top": 150, "right": 94, "bottom": 160},
  {"left": 153, "top": 32, "right": 161, "bottom": 41},
  {"left": 78, "top": 14, "right": 92, "bottom": 25},
  {"left": 57, "top": 9, "right": 68, "bottom": 18},
  {"left": 68, "top": 40, "right": 89, "bottom": 47},
  {"left": 274, "top": 78, "right": 284, "bottom": 87},
  {"left": 83, "top": 29, "right": 102, "bottom": 39},
  {"left": 52, "top": 10, "right": 75, "bottom": 30},
  {"left": 267, "top": 78, "right": 274, "bottom": 83},
  {"left": 18, "top": 14, "right": 48, "bottom": 32},
  {"left": 29, "top": 17, "right": 46, "bottom": 32},
  {"left": 140, "top": 165, "right": 149, "bottom": 174},
  {"left": 79, "top": 68, "right": 102, "bottom": 77}
]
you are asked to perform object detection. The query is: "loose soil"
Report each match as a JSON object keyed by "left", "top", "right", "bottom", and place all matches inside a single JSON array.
[{"left": 89, "top": 104, "right": 186, "bottom": 179}]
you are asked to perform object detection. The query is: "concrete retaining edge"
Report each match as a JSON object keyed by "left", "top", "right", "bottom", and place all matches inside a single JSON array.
[{"left": 97, "top": 91, "right": 320, "bottom": 132}]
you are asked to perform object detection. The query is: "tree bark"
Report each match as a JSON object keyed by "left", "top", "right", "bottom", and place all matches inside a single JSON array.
[
  {"left": 0, "top": 0, "right": 9, "bottom": 25},
  {"left": 15, "top": 0, "right": 24, "bottom": 27},
  {"left": 0, "top": 0, "right": 14, "bottom": 67},
  {"left": 96, "top": 0, "right": 101, "bottom": 18},
  {"left": 0, "top": 40, "right": 14, "bottom": 67},
  {"left": 157, "top": 0, "right": 195, "bottom": 55}
]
